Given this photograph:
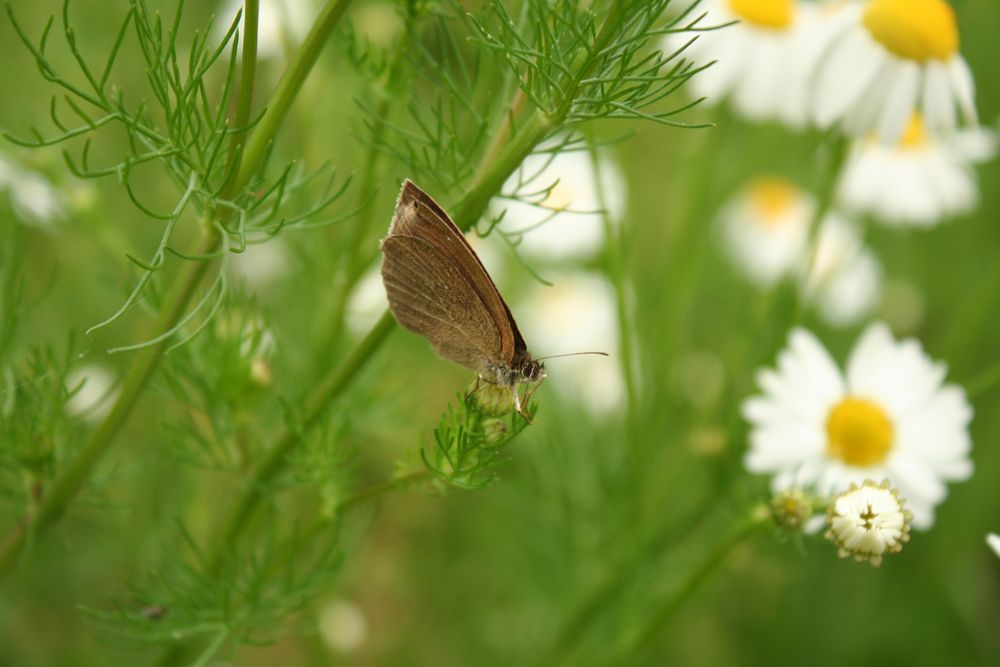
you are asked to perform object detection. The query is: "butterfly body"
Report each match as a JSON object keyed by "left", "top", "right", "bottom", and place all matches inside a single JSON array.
[{"left": 380, "top": 180, "right": 545, "bottom": 417}]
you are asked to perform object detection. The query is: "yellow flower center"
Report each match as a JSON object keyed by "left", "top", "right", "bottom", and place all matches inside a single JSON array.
[
  {"left": 729, "top": 0, "right": 795, "bottom": 29},
  {"left": 898, "top": 114, "right": 928, "bottom": 148},
  {"left": 747, "top": 177, "right": 800, "bottom": 226},
  {"left": 826, "top": 397, "right": 894, "bottom": 467},
  {"left": 862, "top": 0, "right": 959, "bottom": 62}
]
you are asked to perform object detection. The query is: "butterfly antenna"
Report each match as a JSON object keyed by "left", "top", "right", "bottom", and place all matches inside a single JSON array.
[{"left": 535, "top": 351, "right": 609, "bottom": 361}]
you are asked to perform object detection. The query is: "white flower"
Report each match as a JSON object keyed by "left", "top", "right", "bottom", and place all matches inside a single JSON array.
[
  {"left": 65, "top": 364, "right": 118, "bottom": 423},
  {"left": 0, "top": 155, "right": 66, "bottom": 229},
  {"left": 743, "top": 322, "right": 973, "bottom": 529},
  {"left": 318, "top": 599, "right": 367, "bottom": 652},
  {"left": 838, "top": 115, "right": 998, "bottom": 227},
  {"left": 516, "top": 271, "right": 625, "bottom": 414},
  {"left": 498, "top": 149, "right": 626, "bottom": 261},
  {"left": 666, "top": 0, "right": 823, "bottom": 127},
  {"left": 216, "top": 0, "right": 312, "bottom": 61},
  {"left": 987, "top": 533, "right": 1000, "bottom": 559},
  {"left": 229, "top": 239, "right": 290, "bottom": 288},
  {"left": 812, "top": 0, "right": 977, "bottom": 143},
  {"left": 803, "top": 214, "right": 882, "bottom": 327},
  {"left": 720, "top": 177, "right": 881, "bottom": 326},
  {"left": 719, "top": 177, "right": 812, "bottom": 287},
  {"left": 825, "top": 479, "right": 912, "bottom": 566}
]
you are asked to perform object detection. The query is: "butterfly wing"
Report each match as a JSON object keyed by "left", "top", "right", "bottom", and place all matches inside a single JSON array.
[
  {"left": 380, "top": 234, "right": 505, "bottom": 374},
  {"left": 387, "top": 180, "right": 525, "bottom": 362}
]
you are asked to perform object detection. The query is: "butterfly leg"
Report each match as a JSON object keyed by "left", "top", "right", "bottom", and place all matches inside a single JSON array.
[
  {"left": 522, "top": 375, "right": 546, "bottom": 408},
  {"left": 513, "top": 387, "right": 533, "bottom": 424},
  {"left": 465, "top": 375, "right": 485, "bottom": 401}
]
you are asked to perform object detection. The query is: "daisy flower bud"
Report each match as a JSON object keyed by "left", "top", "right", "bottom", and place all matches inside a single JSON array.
[
  {"left": 471, "top": 381, "right": 515, "bottom": 417},
  {"left": 769, "top": 488, "right": 817, "bottom": 532},
  {"left": 825, "top": 479, "right": 912, "bottom": 566}
]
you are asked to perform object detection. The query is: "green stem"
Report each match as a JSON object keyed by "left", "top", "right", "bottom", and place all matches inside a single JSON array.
[
  {"left": 221, "top": 0, "right": 259, "bottom": 198},
  {"left": 235, "top": 0, "right": 355, "bottom": 189},
  {"left": 335, "top": 469, "right": 432, "bottom": 512},
  {"left": 608, "top": 515, "right": 766, "bottom": 663}
]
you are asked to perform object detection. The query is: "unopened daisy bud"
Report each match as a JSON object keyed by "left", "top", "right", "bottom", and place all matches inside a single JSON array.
[
  {"left": 471, "top": 381, "right": 514, "bottom": 417},
  {"left": 769, "top": 488, "right": 815, "bottom": 532},
  {"left": 482, "top": 418, "right": 509, "bottom": 445},
  {"left": 825, "top": 479, "right": 912, "bottom": 567}
]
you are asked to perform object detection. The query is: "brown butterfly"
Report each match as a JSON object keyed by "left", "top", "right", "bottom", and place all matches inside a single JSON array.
[{"left": 380, "top": 180, "right": 545, "bottom": 418}]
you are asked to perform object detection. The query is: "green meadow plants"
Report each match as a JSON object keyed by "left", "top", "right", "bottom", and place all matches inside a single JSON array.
[{"left": 2, "top": 0, "right": 1000, "bottom": 665}]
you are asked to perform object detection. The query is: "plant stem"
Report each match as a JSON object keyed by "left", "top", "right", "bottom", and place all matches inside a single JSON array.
[
  {"left": 234, "top": 0, "right": 355, "bottom": 189},
  {"left": 221, "top": 0, "right": 259, "bottom": 198},
  {"left": 608, "top": 515, "right": 766, "bottom": 663},
  {"left": 335, "top": 469, "right": 432, "bottom": 512}
]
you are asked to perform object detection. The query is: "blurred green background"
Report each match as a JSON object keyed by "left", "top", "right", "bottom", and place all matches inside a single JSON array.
[{"left": 1, "top": 1, "right": 999, "bottom": 665}]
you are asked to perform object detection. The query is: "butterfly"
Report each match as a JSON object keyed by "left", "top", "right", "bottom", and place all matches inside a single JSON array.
[{"left": 380, "top": 180, "right": 545, "bottom": 418}]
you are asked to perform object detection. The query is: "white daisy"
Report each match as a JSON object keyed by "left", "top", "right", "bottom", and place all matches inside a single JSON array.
[
  {"left": 812, "top": 0, "right": 977, "bottom": 143},
  {"left": 838, "top": 114, "right": 998, "bottom": 227},
  {"left": 803, "top": 214, "right": 882, "bottom": 327},
  {"left": 666, "top": 0, "right": 825, "bottom": 126},
  {"left": 498, "top": 149, "right": 626, "bottom": 261},
  {"left": 516, "top": 271, "right": 625, "bottom": 415},
  {"left": 743, "top": 322, "right": 973, "bottom": 529},
  {"left": 825, "top": 479, "right": 912, "bottom": 566},
  {"left": 65, "top": 364, "right": 118, "bottom": 424},
  {"left": 719, "top": 176, "right": 812, "bottom": 287}
]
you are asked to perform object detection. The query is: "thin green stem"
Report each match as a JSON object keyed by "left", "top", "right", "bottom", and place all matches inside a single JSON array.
[
  {"left": 189, "top": 628, "right": 230, "bottom": 667},
  {"left": 221, "top": 0, "right": 259, "bottom": 198},
  {"left": 335, "top": 469, "right": 432, "bottom": 512},
  {"left": 607, "top": 514, "right": 767, "bottom": 664},
  {"left": 235, "top": 0, "right": 355, "bottom": 189}
]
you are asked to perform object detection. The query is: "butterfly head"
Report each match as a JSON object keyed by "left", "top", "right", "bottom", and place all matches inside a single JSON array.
[{"left": 519, "top": 358, "right": 546, "bottom": 383}]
